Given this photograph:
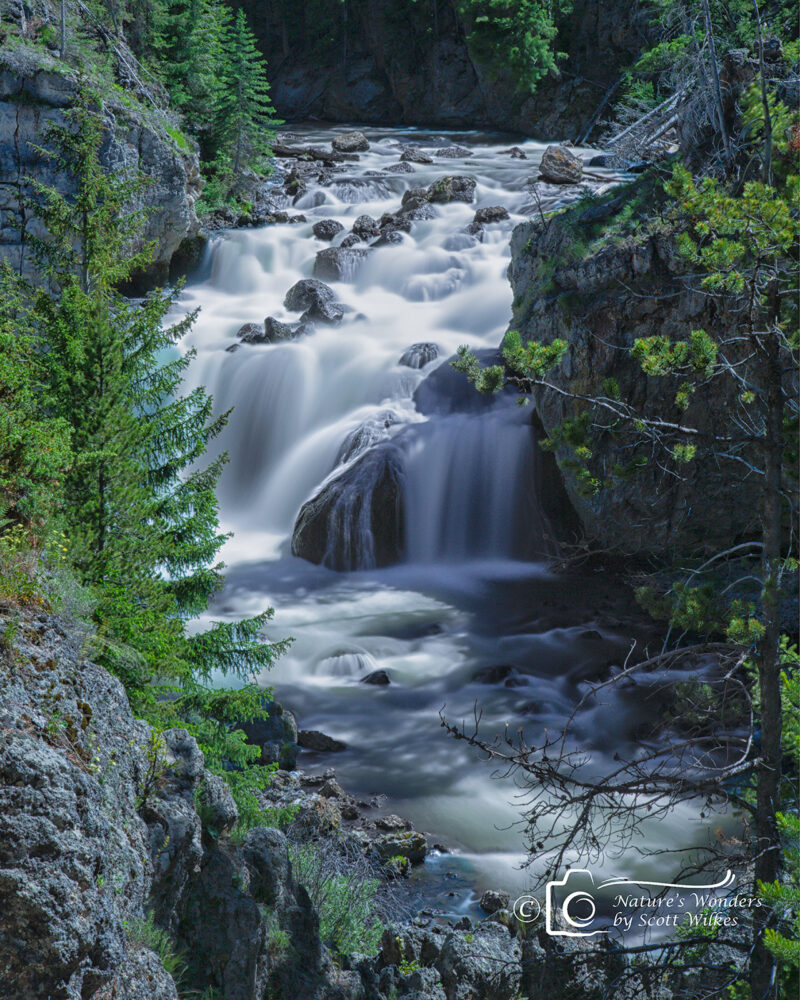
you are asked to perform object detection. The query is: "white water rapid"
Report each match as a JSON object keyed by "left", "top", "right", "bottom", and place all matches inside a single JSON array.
[{"left": 179, "top": 126, "right": 713, "bottom": 915}]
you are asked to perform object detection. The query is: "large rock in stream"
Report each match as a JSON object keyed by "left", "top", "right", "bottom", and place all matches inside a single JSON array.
[{"left": 292, "top": 444, "right": 406, "bottom": 570}]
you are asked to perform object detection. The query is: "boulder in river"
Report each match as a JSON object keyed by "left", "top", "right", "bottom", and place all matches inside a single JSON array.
[
  {"left": 352, "top": 214, "right": 380, "bottom": 238},
  {"left": 339, "top": 233, "right": 363, "bottom": 248},
  {"left": 361, "top": 669, "right": 391, "bottom": 686},
  {"left": 435, "top": 144, "right": 473, "bottom": 158},
  {"left": 384, "top": 161, "right": 415, "bottom": 173},
  {"left": 283, "top": 278, "right": 344, "bottom": 324},
  {"left": 427, "top": 175, "right": 476, "bottom": 203},
  {"left": 398, "top": 342, "right": 439, "bottom": 369},
  {"left": 538, "top": 144, "right": 583, "bottom": 184},
  {"left": 236, "top": 322, "right": 266, "bottom": 342},
  {"left": 505, "top": 146, "right": 528, "bottom": 159},
  {"left": 312, "top": 218, "right": 345, "bottom": 241},
  {"left": 399, "top": 146, "right": 433, "bottom": 164},
  {"left": 332, "top": 130, "right": 370, "bottom": 153},
  {"left": 313, "top": 246, "right": 370, "bottom": 282},
  {"left": 473, "top": 205, "right": 510, "bottom": 225},
  {"left": 263, "top": 316, "right": 297, "bottom": 341},
  {"left": 374, "top": 830, "right": 428, "bottom": 865},
  {"left": 297, "top": 730, "right": 347, "bottom": 752},
  {"left": 292, "top": 444, "right": 405, "bottom": 570}
]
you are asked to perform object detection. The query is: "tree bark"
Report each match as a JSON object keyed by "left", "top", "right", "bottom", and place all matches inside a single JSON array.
[
  {"left": 701, "top": 0, "right": 732, "bottom": 161},
  {"left": 60, "top": 0, "right": 67, "bottom": 58},
  {"left": 750, "top": 310, "right": 783, "bottom": 1000},
  {"left": 753, "top": 0, "right": 773, "bottom": 184}
]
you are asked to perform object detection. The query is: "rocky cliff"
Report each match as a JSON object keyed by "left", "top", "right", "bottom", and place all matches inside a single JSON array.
[
  {"left": 0, "top": 46, "right": 202, "bottom": 286},
  {"left": 505, "top": 175, "right": 760, "bottom": 558},
  {"left": 1, "top": 602, "right": 653, "bottom": 1000},
  {"left": 251, "top": 0, "right": 649, "bottom": 140}
]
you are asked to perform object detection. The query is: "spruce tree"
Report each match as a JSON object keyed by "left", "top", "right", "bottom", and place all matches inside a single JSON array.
[
  {"left": 27, "top": 90, "right": 288, "bottom": 698},
  {"left": 213, "top": 8, "right": 278, "bottom": 177}
]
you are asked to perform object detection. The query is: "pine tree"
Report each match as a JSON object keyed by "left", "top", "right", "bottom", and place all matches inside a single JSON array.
[
  {"left": 213, "top": 8, "right": 278, "bottom": 177},
  {"left": 27, "top": 90, "right": 288, "bottom": 697},
  {"left": 0, "top": 265, "right": 71, "bottom": 534},
  {"left": 150, "top": 0, "right": 229, "bottom": 142}
]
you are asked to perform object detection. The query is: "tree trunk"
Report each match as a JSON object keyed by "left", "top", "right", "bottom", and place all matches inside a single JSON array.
[
  {"left": 750, "top": 323, "right": 783, "bottom": 1000},
  {"left": 60, "top": 0, "right": 67, "bottom": 58},
  {"left": 701, "top": 0, "right": 732, "bottom": 161},
  {"left": 753, "top": 0, "right": 773, "bottom": 184}
]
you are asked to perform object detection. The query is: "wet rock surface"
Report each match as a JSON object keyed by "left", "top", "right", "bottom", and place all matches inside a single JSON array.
[
  {"left": 292, "top": 444, "right": 406, "bottom": 570},
  {"left": 538, "top": 144, "right": 584, "bottom": 184}
]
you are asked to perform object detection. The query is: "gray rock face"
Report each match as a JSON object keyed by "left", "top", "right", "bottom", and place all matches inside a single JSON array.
[
  {"left": 0, "top": 64, "right": 200, "bottom": 286},
  {"left": 384, "top": 161, "right": 416, "bottom": 173},
  {"left": 197, "top": 773, "right": 239, "bottom": 839},
  {"left": 292, "top": 444, "right": 406, "bottom": 570},
  {"left": 399, "top": 342, "right": 439, "bottom": 369},
  {"left": 400, "top": 146, "right": 433, "bottom": 164},
  {"left": 313, "top": 245, "right": 370, "bottom": 282},
  {"left": 0, "top": 613, "right": 160, "bottom": 999},
  {"left": 507, "top": 183, "right": 762, "bottom": 556},
  {"left": 427, "top": 175, "right": 476, "bottom": 203},
  {"left": 239, "top": 704, "right": 299, "bottom": 769},
  {"left": 437, "top": 922, "right": 522, "bottom": 1000},
  {"left": 332, "top": 129, "right": 371, "bottom": 153},
  {"left": 312, "top": 218, "right": 345, "bottom": 241},
  {"left": 538, "top": 144, "right": 584, "bottom": 184}
]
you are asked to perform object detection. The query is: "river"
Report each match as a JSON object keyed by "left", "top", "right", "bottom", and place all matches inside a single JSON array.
[{"left": 179, "top": 125, "right": 711, "bottom": 917}]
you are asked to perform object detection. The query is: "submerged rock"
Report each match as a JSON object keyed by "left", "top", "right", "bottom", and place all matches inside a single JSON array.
[
  {"left": 292, "top": 444, "right": 406, "bottom": 570},
  {"left": 332, "top": 130, "right": 370, "bottom": 153},
  {"left": 384, "top": 161, "right": 416, "bottom": 173},
  {"left": 427, "top": 174, "right": 476, "bottom": 203},
  {"left": 313, "top": 246, "right": 370, "bottom": 282},
  {"left": 398, "top": 342, "right": 439, "bottom": 369},
  {"left": 538, "top": 144, "right": 583, "bottom": 184},
  {"left": 312, "top": 218, "right": 345, "bottom": 241},
  {"left": 361, "top": 669, "right": 391, "bottom": 686},
  {"left": 297, "top": 730, "right": 347, "bottom": 752},
  {"left": 264, "top": 316, "right": 300, "bottom": 341}
]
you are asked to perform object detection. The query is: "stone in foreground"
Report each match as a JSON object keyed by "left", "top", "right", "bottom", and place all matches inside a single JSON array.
[{"left": 538, "top": 144, "right": 583, "bottom": 184}]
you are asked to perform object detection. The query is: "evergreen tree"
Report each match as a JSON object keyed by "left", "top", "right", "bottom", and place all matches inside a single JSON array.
[
  {"left": 150, "top": 0, "right": 229, "bottom": 143},
  {"left": 213, "top": 8, "right": 279, "bottom": 177},
  {"left": 27, "top": 90, "right": 288, "bottom": 698},
  {"left": 0, "top": 265, "right": 71, "bottom": 535}
]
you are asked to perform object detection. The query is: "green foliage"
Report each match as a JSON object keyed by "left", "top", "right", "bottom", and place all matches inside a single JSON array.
[
  {"left": 760, "top": 667, "right": 800, "bottom": 971},
  {"left": 0, "top": 265, "right": 71, "bottom": 535},
  {"left": 125, "top": 912, "right": 187, "bottom": 982},
  {"left": 211, "top": 9, "right": 280, "bottom": 176},
  {"left": 456, "top": 0, "right": 573, "bottom": 94},
  {"left": 289, "top": 843, "right": 384, "bottom": 956}
]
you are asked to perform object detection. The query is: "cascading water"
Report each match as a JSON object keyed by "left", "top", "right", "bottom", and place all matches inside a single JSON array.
[{"left": 180, "top": 126, "right": 714, "bottom": 910}]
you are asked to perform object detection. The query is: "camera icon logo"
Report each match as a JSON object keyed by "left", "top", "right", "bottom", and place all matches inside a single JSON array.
[{"left": 545, "top": 869, "right": 606, "bottom": 937}]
